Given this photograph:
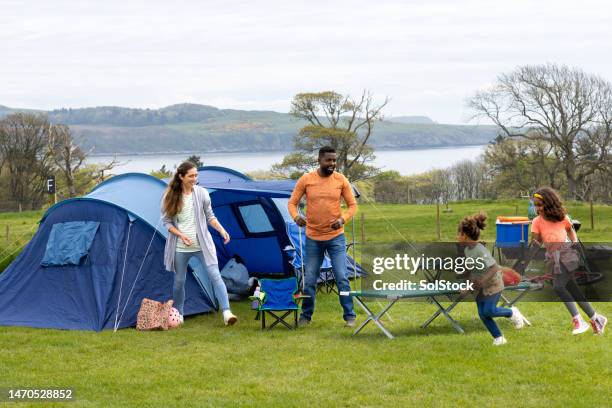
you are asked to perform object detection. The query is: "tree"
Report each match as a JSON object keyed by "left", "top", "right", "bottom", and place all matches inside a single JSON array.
[
  {"left": 469, "top": 64, "right": 612, "bottom": 199},
  {"left": 482, "top": 136, "right": 564, "bottom": 197},
  {"left": 89, "top": 157, "right": 121, "bottom": 184},
  {"left": 186, "top": 155, "right": 203, "bottom": 168},
  {"left": 271, "top": 152, "right": 318, "bottom": 179},
  {"left": 150, "top": 164, "right": 173, "bottom": 179},
  {"left": 449, "top": 159, "right": 491, "bottom": 200},
  {"left": 430, "top": 168, "right": 454, "bottom": 205},
  {"left": 274, "top": 91, "right": 388, "bottom": 181},
  {"left": 48, "top": 124, "right": 89, "bottom": 198},
  {"left": 0, "top": 113, "right": 55, "bottom": 210}
]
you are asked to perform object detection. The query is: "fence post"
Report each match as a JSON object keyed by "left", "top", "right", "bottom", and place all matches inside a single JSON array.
[
  {"left": 360, "top": 212, "right": 366, "bottom": 245},
  {"left": 590, "top": 200, "right": 594, "bottom": 230},
  {"left": 436, "top": 202, "right": 441, "bottom": 240}
]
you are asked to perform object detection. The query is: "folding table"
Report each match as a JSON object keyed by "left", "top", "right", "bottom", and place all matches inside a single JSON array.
[{"left": 342, "top": 281, "right": 542, "bottom": 339}]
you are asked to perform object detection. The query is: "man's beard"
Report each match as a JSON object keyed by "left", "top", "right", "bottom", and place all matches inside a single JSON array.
[{"left": 321, "top": 166, "right": 335, "bottom": 176}]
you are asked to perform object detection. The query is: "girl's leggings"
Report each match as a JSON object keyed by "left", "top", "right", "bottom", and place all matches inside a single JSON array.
[
  {"left": 173, "top": 251, "right": 230, "bottom": 315},
  {"left": 553, "top": 264, "right": 595, "bottom": 318},
  {"left": 477, "top": 291, "right": 512, "bottom": 338}
]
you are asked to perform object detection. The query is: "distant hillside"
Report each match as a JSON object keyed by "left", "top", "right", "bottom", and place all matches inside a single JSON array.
[
  {"left": 0, "top": 104, "right": 498, "bottom": 154},
  {"left": 387, "top": 116, "right": 436, "bottom": 125}
]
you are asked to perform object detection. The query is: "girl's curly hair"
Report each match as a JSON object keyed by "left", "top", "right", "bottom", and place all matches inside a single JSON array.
[
  {"left": 458, "top": 212, "right": 487, "bottom": 241},
  {"left": 534, "top": 187, "right": 566, "bottom": 222}
]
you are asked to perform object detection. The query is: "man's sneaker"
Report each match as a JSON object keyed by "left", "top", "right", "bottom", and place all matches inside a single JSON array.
[
  {"left": 590, "top": 314, "right": 608, "bottom": 335},
  {"left": 345, "top": 318, "right": 356, "bottom": 328},
  {"left": 492, "top": 336, "right": 507, "bottom": 346},
  {"left": 298, "top": 316, "right": 311, "bottom": 327},
  {"left": 223, "top": 310, "right": 238, "bottom": 326},
  {"left": 179, "top": 315, "right": 184, "bottom": 325},
  {"left": 572, "top": 315, "right": 590, "bottom": 335},
  {"left": 509, "top": 307, "right": 526, "bottom": 329}
]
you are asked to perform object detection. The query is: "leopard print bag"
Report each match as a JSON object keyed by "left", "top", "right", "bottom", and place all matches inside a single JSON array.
[{"left": 136, "top": 298, "right": 174, "bottom": 331}]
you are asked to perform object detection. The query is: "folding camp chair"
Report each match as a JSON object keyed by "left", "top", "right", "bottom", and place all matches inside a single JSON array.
[
  {"left": 316, "top": 239, "right": 358, "bottom": 295},
  {"left": 317, "top": 267, "right": 337, "bottom": 294},
  {"left": 249, "top": 277, "right": 309, "bottom": 330}
]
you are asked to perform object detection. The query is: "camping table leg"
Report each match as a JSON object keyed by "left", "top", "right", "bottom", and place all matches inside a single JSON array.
[
  {"left": 501, "top": 289, "right": 530, "bottom": 307},
  {"left": 421, "top": 294, "right": 465, "bottom": 330},
  {"left": 422, "top": 296, "right": 465, "bottom": 334},
  {"left": 352, "top": 295, "right": 398, "bottom": 339}
]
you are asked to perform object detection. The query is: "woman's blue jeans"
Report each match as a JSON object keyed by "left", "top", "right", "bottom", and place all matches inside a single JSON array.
[{"left": 173, "top": 251, "right": 230, "bottom": 315}]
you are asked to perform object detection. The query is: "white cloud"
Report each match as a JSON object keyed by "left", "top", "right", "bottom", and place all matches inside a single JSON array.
[{"left": 1, "top": 0, "right": 611, "bottom": 123}]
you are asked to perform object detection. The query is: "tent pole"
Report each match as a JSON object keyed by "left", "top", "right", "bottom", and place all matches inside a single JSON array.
[
  {"left": 352, "top": 215, "right": 357, "bottom": 283},
  {"left": 298, "top": 223, "right": 305, "bottom": 293},
  {"left": 114, "top": 221, "right": 133, "bottom": 332}
]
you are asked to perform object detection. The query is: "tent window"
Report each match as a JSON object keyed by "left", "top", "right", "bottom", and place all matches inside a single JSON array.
[
  {"left": 41, "top": 221, "right": 100, "bottom": 267},
  {"left": 238, "top": 204, "right": 273, "bottom": 233},
  {"left": 271, "top": 198, "right": 292, "bottom": 222}
]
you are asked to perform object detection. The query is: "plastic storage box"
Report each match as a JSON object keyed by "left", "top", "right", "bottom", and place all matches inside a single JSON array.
[{"left": 495, "top": 218, "right": 530, "bottom": 248}]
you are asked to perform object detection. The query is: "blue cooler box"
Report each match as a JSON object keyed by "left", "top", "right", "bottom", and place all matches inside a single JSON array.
[{"left": 495, "top": 222, "right": 529, "bottom": 248}]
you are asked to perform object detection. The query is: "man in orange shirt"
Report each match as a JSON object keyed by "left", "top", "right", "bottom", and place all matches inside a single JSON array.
[{"left": 288, "top": 146, "right": 357, "bottom": 326}]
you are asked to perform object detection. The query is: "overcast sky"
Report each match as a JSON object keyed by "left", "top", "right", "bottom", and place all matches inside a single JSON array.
[{"left": 1, "top": 0, "right": 611, "bottom": 124}]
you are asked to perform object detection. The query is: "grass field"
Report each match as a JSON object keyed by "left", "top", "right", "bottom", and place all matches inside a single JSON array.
[
  {"left": 1, "top": 201, "right": 611, "bottom": 407},
  {"left": 0, "top": 210, "right": 42, "bottom": 272}
]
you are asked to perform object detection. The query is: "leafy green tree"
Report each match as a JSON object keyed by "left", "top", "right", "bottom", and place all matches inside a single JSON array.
[
  {"left": 482, "top": 136, "right": 564, "bottom": 197},
  {"left": 150, "top": 164, "right": 173, "bottom": 179},
  {"left": 273, "top": 91, "right": 388, "bottom": 181},
  {"left": 186, "top": 155, "right": 203, "bottom": 168}
]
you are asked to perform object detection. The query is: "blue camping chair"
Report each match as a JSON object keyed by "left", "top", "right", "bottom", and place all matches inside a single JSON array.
[{"left": 249, "top": 277, "right": 308, "bottom": 330}]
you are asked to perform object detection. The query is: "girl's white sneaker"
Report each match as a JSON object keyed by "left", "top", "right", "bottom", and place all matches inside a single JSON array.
[
  {"left": 510, "top": 307, "right": 528, "bottom": 329},
  {"left": 493, "top": 336, "right": 507, "bottom": 346}
]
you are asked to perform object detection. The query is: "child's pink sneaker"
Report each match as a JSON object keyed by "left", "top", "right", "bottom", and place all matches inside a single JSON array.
[
  {"left": 572, "top": 315, "right": 589, "bottom": 335},
  {"left": 590, "top": 314, "right": 608, "bottom": 335}
]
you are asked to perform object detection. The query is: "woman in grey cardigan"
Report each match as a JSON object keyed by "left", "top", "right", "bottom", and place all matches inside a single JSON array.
[{"left": 161, "top": 161, "right": 237, "bottom": 326}]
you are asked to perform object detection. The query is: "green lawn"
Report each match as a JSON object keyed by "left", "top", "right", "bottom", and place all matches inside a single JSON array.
[
  {"left": 0, "top": 210, "right": 42, "bottom": 272},
  {"left": 345, "top": 200, "right": 612, "bottom": 243},
  {"left": 1, "top": 201, "right": 611, "bottom": 407},
  {"left": 1, "top": 295, "right": 611, "bottom": 407}
]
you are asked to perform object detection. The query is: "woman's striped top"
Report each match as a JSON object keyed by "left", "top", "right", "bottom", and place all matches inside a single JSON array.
[{"left": 176, "top": 192, "right": 201, "bottom": 252}]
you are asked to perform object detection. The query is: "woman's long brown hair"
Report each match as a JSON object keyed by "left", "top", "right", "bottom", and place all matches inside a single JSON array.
[
  {"left": 534, "top": 187, "right": 566, "bottom": 222},
  {"left": 162, "top": 161, "right": 197, "bottom": 218}
]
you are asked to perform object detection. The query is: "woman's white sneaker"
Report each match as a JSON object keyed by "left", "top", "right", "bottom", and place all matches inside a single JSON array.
[{"left": 223, "top": 310, "right": 238, "bottom": 326}]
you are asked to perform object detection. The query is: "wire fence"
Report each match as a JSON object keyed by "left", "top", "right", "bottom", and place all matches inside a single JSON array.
[{"left": 0, "top": 214, "right": 41, "bottom": 272}]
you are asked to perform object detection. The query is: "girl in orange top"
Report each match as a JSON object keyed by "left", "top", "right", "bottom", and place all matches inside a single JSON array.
[{"left": 531, "top": 187, "right": 607, "bottom": 335}]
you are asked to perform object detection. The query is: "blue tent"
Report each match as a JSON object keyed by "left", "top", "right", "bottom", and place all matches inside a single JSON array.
[
  {"left": 0, "top": 174, "right": 215, "bottom": 331},
  {"left": 194, "top": 167, "right": 364, "bottom": 279},
  {"left": 0, "top": 167, "right": 366, "bottom": 331}
]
